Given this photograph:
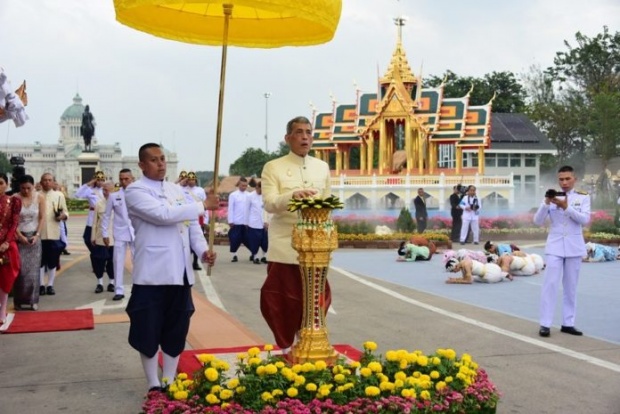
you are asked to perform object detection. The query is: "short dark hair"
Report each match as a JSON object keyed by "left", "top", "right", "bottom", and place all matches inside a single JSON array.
[
  {"left": 119, "top": 168, "right": 132, "bottom": 174},
  {"left": 558, "top": 165, "right": 574, "bottom": 174},
  {"left": 484, "top": 241, "right": 493, "bottom": 251},
  {"left": 0, "top": 172, "right": 8, "bottom": 184},
  {"left": 18, "top": 174, "right": 35, "bottom": 185},
  {"left": 286, "top": 116, "right": 312, "bottom": 135},
  {"left": 138, "top": 143, "right": 161, "bottom": 161}
]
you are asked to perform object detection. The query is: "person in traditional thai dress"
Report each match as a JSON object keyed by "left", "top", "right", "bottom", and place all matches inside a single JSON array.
[
  {"left": 484, "top": 241, "right": 520, "bottom": 255},
  {"left": 582, "top": 242, "right": 619, "bottom": 262},
  {"left": 13, "top": 175, "right": 45, "bottom": 310},
  {"left": 91, "top": 182, "right": 115, "bottom": 294},
  {"left": 0, "top": 173, "right": 22, "bottom": 324},
  {"left": 445, "top": 257, "right": 512, "bottom": 284},
  {"left": 260, "top": 116, "right": 332, "bottom": 354},
  {"left": 397, "top": 241, "right": 431, "bottom": 261}
]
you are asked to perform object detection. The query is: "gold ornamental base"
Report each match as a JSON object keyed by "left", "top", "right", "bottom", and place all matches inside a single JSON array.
[{"left": 290, "top": 208, "right": 339, "bottom": 364}]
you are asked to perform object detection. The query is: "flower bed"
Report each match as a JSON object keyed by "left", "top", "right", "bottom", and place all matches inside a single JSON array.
[{"left": 142, "top": 343, "right": 500, "bottom": 414}]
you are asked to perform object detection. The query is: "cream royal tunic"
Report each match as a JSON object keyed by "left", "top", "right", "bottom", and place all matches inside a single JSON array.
[{"left": 261, "top": 152, "right": 331, "bottom": 264}]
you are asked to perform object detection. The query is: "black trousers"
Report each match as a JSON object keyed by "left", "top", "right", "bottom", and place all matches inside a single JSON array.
[{"left": 451, "top": 213, "right": 462, "bottom": 242}]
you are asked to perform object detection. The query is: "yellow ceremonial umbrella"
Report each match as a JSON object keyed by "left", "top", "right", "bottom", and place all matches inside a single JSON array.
[{"left": 113, "top": 0, "right": 342, "bottom": 274}]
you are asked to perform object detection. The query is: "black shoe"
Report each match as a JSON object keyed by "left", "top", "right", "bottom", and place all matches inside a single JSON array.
[
  {"left": 539, "top": 326, "right": 550, "bottom": 337},
  {"left": 95, "top": 285, "right": 104, "bottom": 294},
  {"left": 249, "top": 255, "right": 254, "bottom": 261},
  {"left": 231, "top": 255, "right": 238, "bottom": 262},
  {"left": 261, "top": 257, "right": 267, "bottom": 264},
  {"left": 107, "top": 283, "right": 115, "bottom": 293},
  {"left": 148, "top": 386, "right": 165, "bottom": 394},
  {"left": 254, "top": 258, "right": 260, "bottom": 264},
  {"left": 460, "top": 242, "right": 465, "bottom": 245},
  {"left": 39, "top": 286, "right": 46, "bottom": 296},
  {"left": 46, "top": 286, "right": 55, "bottom": 295},
  {"left": 61, "top": 250, "right": 71, "bottom": 255},
  {"left": 112, "top": 294, "right": 125, "bottom": 301},
  {"left": 560, "top": 326, "right": 583, "bottom": 336},
  {"left": 473, "top": 242, "right": 479, "bottom": 245},
  {"left": 193, "top": 263, "right": 202, "bottom": 270}
]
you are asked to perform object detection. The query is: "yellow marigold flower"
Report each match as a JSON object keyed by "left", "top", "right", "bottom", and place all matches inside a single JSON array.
[
  {"left": 360, "top": 367, "right": 372, "bottom": 377},
  {"left": 430, "top": 370, "right": 440, "bottom": 379},
  {"left": 281, "top": 368, "right": 294, "bottom": 381},
  {"left": 379, "top": 381, "right": 394, "bottom": 391},
  {"left": 396, "top": 350, "right": 408, "bottom": 360},
  {"left": 256, "top": 366, "right": 266, "bottom": 376},
  {"left": 294, "top": 375, "right": 306, "bottom": 386},
  {"left": 261, "top": 391, "right": 273, "bottom": 402},
  {"left": 301, "top": 362, "right": 315, "bottom": 372},
  {"left": 363, "top": 341, "right": 377, "bottom": 351},
  {"left": 206, "top": 393, "right": 220, "bottom": 404},
  {"left": 461, "top": 353, "right": 472, "bottom": 363},
  {"left": 365, "top": 386, "right": 380, "bottom": 397},
  {"left": 272, "top": 389, "right": 283, "bottom": 397},
  {"left": 445, "top": 376, "right": 453, "bottom": 383},
  {"left": 236, "top": 352, "right": 247, "bottom": 361},
  {"left": 248, "top": 347, "right": 261, "bottom": 357},
  {"left": 385, "top": 350, "right": 398, "bottom": 361},
  {"left": 435, "top": 381, "right": 447, "bottom": 391},
  {"left": 318, "top": 385, "right": 331, "bottom": 397},
  {"left": 264, "top": 344, "right": 274, "bottom": 351},
  {"left": 221, "top": 403, "right": 230, "bottom": 409},
  {"left": 211, "top": 385, "right": 221, "bottom": 394},
  {"left": 217, "top": 361, "right": 230, "bottom": 371},
  {"left": 432, "top": 357, "right": 441, "bottom": 366},
  {"left": 334, "top": 373, "right": 346, "bottom": 383},
  {"left": 342, "top": 368, "right": 352, "bottom": 375},
  {"left": 377, "top": 373, "right": 388, "bottom": 383},
  {"left": 291, "top": 364, "right": 302, "bottom": 373},
  {"left": 394, "top": 379, "right": 404, "bottom": 388},
  {"left": 235, "top": 386, "right": 246, "bottom": 394},
  {"left": 169, "top": 384, "right": 179, "bottom": 393},
  {"left": 315, "top": 360, "right": 327, "bottom": 371},
  {"left": 401, "top": 388, "right": 413, "bottom": 398},
  {"left": 332, "top": 364, "right": 344, "bottom": 374},
  {"left": 248, "top": 357, "right": 262, "bottom": 366},
  {"left": 219, "top": 389, "right": 234, "bottom": 400},
  {"left": 177, "top": 373, "right": 188, "bottom": 381},
  {"left": 173, "top": 390, "right": 188, "bottom": 400},
  {"left": 227, "top": 378, "right": 239, "bottom": 389},
  {"left": 420, "top": 390, "right": 431, "bottom": 400},
  {"left": 197, "top": 354, "right": 215, "bottom": 364},
  {"left": 412, "top": 371, "right": 421, "bottom": 378},
  {"left": 417, "top": 355, "right": 428, "bottom": 367},
  {"left": 445, "top": 349, "right": 456, "bottom": 360},
  {"left": 287, "top": 387, "right": 298, "bottom": 398},
  {"left": 204, "top": 367, "right": 219, "bottom": 382},
  {"left": 456, "top": 372, "right": 466, "bottom": 381},
  {"left": 265, "top": 364, "right": 278, "bottom": 375},
  {"left": 407, "top": 353, "right": 418, "bottom": 364},
  {"left": 182, "top": 379, "right": 193, "bottom": 388},
  {"left": 368, "top": 361, "right": 383, "bottom": 373},
  {"left": 275, "top": 361, "right": 285, "bottom": 369},
  {"left": 305, "top": 383, "right": 317, "bottom": 392},
  {"left": 394, "top": 371, "right": 407, "bottom": 381},
  {"left": 399, "top": 359, "right": 408, "bottom": 369}
]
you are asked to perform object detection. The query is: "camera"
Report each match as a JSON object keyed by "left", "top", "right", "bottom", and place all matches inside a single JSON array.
[
  {"left": 456, "top": 184, "right": 469, "bottom": 196},
  {"left": 545, "top": 189, "right": 566, "bottom": 199},
  {"left": 9, "top": 156, "right": 26, "bottom": 195}
]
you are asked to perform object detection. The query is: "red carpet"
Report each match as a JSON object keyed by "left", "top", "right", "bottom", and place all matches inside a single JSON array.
[
  {"left": 2, "top": 309, "right": 94, "bottom": 334},
  {"left": 168, "top": 344, "right": 362, "bottom": 374}
]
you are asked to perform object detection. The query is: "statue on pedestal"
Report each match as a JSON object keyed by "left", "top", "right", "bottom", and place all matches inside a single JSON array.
[{"left": 80, "top": 104, "right": 95, "bottom": 152}]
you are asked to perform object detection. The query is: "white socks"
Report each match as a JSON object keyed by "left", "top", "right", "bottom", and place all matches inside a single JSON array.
[
  {"left": 140, "top": 353, "right": 161, "bottom": 389},
  {"left": 47, "top": 268, "right": 56, "bottom": 287},
  {"left": 140, "top": 352, "right": 180, "bottom": 389},
  {"left": 161, "top": 352, "right": 180, "bottom": 386}
]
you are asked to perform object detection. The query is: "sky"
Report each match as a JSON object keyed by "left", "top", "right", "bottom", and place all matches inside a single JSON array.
[{"left": 1, "top": 0, "right": 618, "bottom": 175}]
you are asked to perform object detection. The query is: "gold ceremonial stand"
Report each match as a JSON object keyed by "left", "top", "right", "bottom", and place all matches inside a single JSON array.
[{"left": 290, "top": 208, "right": 339, "bottom": 364}]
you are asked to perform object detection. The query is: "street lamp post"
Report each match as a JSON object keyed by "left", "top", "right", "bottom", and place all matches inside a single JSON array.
[{"left": 264, "top": 92, "right": 271, "bottom": 152}]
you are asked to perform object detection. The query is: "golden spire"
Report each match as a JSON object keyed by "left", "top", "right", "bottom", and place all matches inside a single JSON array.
[{"left": 380, "top": 15, "right": 416, "bottom": 85}]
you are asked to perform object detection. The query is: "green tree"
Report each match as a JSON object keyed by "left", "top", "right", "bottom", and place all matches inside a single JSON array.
[
  {"left": 425, "top": 70, "right": 526, "bottom": 113},
  {"left": 229, "top": 147, "right": 272, "bottom": 177}
]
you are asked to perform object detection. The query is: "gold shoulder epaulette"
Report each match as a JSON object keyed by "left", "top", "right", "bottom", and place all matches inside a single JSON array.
[{"left": 575, "top": 190, "right": 588, "bottom": 195}]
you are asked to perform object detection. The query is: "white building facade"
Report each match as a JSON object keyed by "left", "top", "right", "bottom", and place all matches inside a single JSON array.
[{"left": 5, "top": 94, "right": 178, "bottom": 197}]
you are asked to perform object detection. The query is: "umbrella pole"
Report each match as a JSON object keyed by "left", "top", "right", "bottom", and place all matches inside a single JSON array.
[{"left": 207, "top": 4, "right": 233, "bottom": 276}]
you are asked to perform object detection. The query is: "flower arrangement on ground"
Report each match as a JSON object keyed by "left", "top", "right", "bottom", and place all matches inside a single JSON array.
[{"left": 142, "top": 342, "right": 500, "bottom": 413}]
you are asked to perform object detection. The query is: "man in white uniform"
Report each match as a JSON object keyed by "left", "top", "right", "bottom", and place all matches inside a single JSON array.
[
  {"left": 75, "top": 171, "right": 105, "bottom": 274},
  {"left": 101, "top": 168, "right": 135, "bottom": 301},
  {"left": 534, "top": 165, "right": 590, "bottom": 338},
  {"left": 227, "top": 177, "right": 250, "bottom": 262},
  {"left": 459, "top": 185, "right": 481, "bottom": 245},
  {"left": 125, "top": 143, "right": 218, "bottom": 393}
]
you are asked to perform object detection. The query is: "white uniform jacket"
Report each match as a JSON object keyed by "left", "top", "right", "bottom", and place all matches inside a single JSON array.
[
  {"left": 125, "top": 177, "right": 207, "bottom": 285},
  {"left": 40, "top": 190, "right": 69, "bottom": 240},
  {"left": 101, "top": 188, "right": 135, "bottom": 242},
  {"left": 533, "top": 189, "right": 590, "bottom": 258},
  {"left": 75, "top": 184, "right": 103, "bottom": 226},
  {"left": 261, "top": 152, "right": 331, "bottom": 264}
]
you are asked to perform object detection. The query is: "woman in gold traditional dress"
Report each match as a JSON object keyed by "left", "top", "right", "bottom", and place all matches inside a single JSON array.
[{"left": 0, "top": 173, "right": 22, "bottom": 324}]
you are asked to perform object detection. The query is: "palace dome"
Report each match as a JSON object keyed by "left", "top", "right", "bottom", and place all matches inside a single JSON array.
[{"left": 61, "top": 93, "right": 86, "bottom": 120}]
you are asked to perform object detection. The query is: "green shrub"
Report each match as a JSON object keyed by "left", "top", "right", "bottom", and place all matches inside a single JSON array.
[
  {"left": 396, "top": 207, "right": 415, "bottom": 233},
  {"left": 590, "top": 218, "right": 618, "bottom": 235},
  {"left": 66, "top": 198, "right": 89, "bottom": 211}
]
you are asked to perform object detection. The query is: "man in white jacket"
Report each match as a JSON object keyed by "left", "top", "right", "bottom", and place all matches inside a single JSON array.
[{"left": 125, "top": 143, "right": 218, "bottom": 393}]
